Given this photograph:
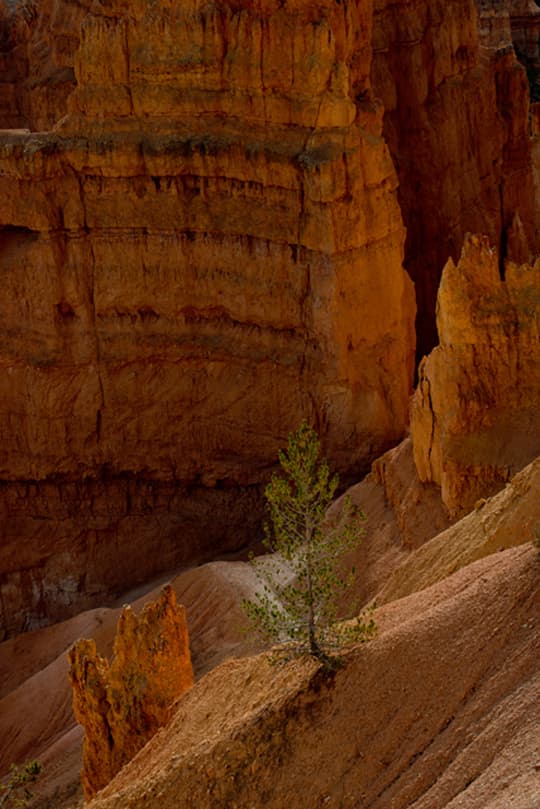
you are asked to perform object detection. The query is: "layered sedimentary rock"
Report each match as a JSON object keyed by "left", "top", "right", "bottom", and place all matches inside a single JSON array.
[
  {"left": 0, "top": 0, "right": 416, "bottom": 635},
  {"left": 68, "top": 585, "right": 193, "bottom": 799},
  {"left": 0, "top": 0, "right": 27, "bottom": 128},
  {"left": 0, "top": 0, "right": 90, "bottom": 130},
  {"left": 372, "top": 0, "right": 539, "bottom": 357},
  {"left": 411, "top": 234, "right": 540, "bottom": 516},
  {"left": 380, "top": 454, "right": 540, "bottom": 603}
]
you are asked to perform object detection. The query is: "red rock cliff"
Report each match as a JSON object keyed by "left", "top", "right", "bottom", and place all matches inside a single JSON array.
[
  {"left": 372, "top": 0, "right": 540, "bottom": 358},
  {"left": 0, "top": 0, "right": 415, "bottom": 635}
]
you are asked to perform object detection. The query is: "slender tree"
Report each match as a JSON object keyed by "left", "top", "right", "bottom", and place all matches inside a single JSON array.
[{"left": 244, "top": 422, "right": 375, "bottom": 663}]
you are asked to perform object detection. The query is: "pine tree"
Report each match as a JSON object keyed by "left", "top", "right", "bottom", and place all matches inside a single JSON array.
[
  {"left": 243, "top": 422, "right": 375, "bottom": 664},
  {"left": 0, "top": 761, "right": 42, "bottom": 808}
]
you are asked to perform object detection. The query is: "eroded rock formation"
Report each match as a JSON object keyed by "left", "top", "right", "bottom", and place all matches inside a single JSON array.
[
  {"left": 0, "top": 0, "right": 417, "bottom": 635},
  {"left": 411, "top": 234, "right": 540, "bottom": 516},
  {"left": 372, "top": 0, "right": 539, "bottom": 358},
  {"left": 68, "top": 585, "right": 193, "bottom": 799}
]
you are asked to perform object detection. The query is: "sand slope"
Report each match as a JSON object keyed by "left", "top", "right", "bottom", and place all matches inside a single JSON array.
[
  {"left": 87, "top": 545, "right": 540, "bottom": 809},
  {"left": 2, "top": 455, "right": 538, "bottom": 808}
]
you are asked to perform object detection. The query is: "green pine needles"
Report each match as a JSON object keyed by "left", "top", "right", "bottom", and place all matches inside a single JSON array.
[
  {"left": 0, "top": 761, "right": 42, "bottom": 809},
  {"left": 243, "top": 422, "right": 376, "bottom": 665}
]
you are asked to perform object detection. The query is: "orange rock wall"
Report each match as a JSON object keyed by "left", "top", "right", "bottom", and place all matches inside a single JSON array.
[
  {"left": 0, "top": 0, "right": 416, "bottom": 635},
  {"left": 68, "top": 585, "right": 193, "bottom": 799},
  {"left": 0, "top": 1, "right": 26, "bottom": 128},
  {"left": 411, "top": 234, "right": 540, "bottom": 517},
  {"left": 372, "top": 0, "right": 539, "bottom": 358},
  {"left": 2, "top": 0, "right": 539, "bottom": 637}
]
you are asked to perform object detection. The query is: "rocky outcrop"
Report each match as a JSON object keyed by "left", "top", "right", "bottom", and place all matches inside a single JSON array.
[
  {"left": 2, "top": 0, "right": 540, "bottom": 638},
  {"left": 411, "top": 234, "right": 540, "bottom": 516},
  {"left": 68, "top": 585, "right": 193, "bottom": 800},
  {"left": 0, "top": 0, "right": 416, "bottom": 635},
  {"left": 372, "top": 0, "right": 539, "bottom": 358}
]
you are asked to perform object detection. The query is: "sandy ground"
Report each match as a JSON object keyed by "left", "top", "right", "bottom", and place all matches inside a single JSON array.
[
  {"left": 88, "top": 544, "right": 540, "bottom": 809},
  {"left": 1, "top": 452, "right": 539, "bottom": 808}
]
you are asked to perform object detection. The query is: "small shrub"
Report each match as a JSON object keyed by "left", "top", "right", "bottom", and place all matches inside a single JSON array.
[{"left": 0, "top": 761, "right": 42, "bottom": 808}]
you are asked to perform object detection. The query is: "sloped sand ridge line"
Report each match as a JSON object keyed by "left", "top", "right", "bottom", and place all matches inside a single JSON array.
[
  {"left": 378, "top": 455, "right": 540, "bottom": 606},
  {"left": 89, "top": 545, "right": 540, "bottom": 809}
]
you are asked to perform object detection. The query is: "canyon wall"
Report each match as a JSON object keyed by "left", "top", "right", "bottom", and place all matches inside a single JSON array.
[
  {"left": 1, "top": 0, "right": 539, "bottom": 637},
  {"left": 372, "top": 0, "right": 540, "bottom": 358},
  {"left": 0, "top": 0, "right": 416, "bottom": 635},
  {"left": 411, "top": 234, "right": 540, "bottom": 517},
  {"left": 0, "top": 0, "right": 27, "bottom": 128}
]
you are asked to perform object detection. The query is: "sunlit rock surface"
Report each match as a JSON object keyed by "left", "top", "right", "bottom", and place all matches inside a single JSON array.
[
  {"left": 411, "top": 234, "right": 540, "bottom": 516},
  {"left": 68, "top": 585, "right": 193, "bottom": 799}
]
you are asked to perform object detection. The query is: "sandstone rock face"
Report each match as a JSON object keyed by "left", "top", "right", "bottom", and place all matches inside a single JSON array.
[
  {"left": 0, "top": 0, "right": 416, "bottom": 635},
  {"left": 509, "top": 0, "right": 540, "bottom": 60},
  {"left": 0, "top": 0, "right": 90, "bottom": 131},
  {"left": 68, "top": 585, "right": 193, "bottom": 800},
  {"left": 372, "top": 0, "right": 540, "bottom": 358},
  {"left": 371, "top": 437, "right": 451, "bottom": 549},
  {"left": 476, "top": 0, "right": 513, "bottom": 47},
  {"left": 411, "top": 234, "right": 540, "bottom": 516},
  {"left": 0, "top": 1, "right": 27, "bottom": 129}
]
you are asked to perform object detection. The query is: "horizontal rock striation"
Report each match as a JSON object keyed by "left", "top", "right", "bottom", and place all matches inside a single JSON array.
[
  {"left": 411, "top": 234, "right": 540, "bottom": 516},
  {"left": 0, "top": 0, "right": 415, "bottom": 635}
]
